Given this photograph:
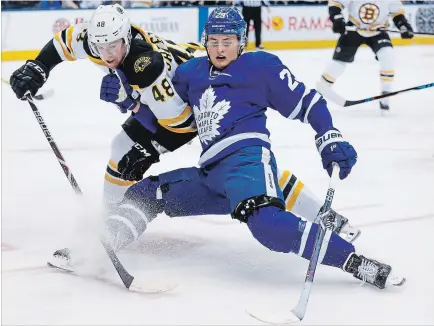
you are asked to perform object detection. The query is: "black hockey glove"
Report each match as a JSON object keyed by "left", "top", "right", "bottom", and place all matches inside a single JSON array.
[
  {"left": 393, "top": 14, "right": 414, "bottom": 39},
  {"left": 118, "top": 141, "right": 160, "bottom": 182},
  {"left": 398, "top": 24, "right": 414, "bottom": 39},
  {"left": 10, "top": 60, "right": 49, "bottom": 100},
  {"left": 332, "top": 15, "right": 346, "bottom": 34}
]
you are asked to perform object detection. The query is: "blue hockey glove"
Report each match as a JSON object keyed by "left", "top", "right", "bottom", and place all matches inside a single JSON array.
[
  {"left": 100, "top": 69, "right": 139, "bottom": 113},
  {"left": 315, "top": 128, "right": 357, "bottom": 180}
]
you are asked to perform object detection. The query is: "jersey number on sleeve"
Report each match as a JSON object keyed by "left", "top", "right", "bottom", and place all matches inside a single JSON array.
[
  {"left": 152, "top": 78, "right": 175, "bottom": 102},
  {"left": 279, "top": 68, "right": 299, "bottom": 91}
]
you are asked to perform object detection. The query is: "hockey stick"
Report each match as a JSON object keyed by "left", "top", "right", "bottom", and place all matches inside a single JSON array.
[
  {"left": 3, "top": 77, "right": 55, "bottom": 100},
  {"left": 316, "top": 80, "right": 434, "bottom": 107},
  {"left": 25, "top": 94, "right": 136, "bottom": 289},
  {"left": 381, "top": 29, "right": 434, "bottom": 36},
  {"left": 26, "top": 94, "right": 82, "bottom": 194},
  {"left": 247, "top": 164, "right": 340, "bottom": 324},
  {"left": 346, "top": 26, "right": 434, "bottom": 36}
]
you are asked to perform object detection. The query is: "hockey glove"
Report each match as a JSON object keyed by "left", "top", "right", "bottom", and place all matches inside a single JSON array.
[
  {"left": 393, "top": 15, "right": 414, "bottom": 39},
  {"left": 100, "top": 69, "right": 139, "bottom": 113},
  {"left": 332, "top": 15, "right": 347, "bottom": 34},
  {"left": 398, "top": 24, "right": 414, "bottom": 39},
  {"left": 315, "top": 128, "right": 357, "bottom": 180},
  {"left": 10, "top": 60, "right": 49, "bottom": 100},
  {"left": 118, "top": 141, "right": 160, "bottom": 182}
]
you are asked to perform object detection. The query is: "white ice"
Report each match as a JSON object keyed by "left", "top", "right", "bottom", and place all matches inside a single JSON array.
[{"left": 1, "top": 45, "right": 434, "bottom": 325}]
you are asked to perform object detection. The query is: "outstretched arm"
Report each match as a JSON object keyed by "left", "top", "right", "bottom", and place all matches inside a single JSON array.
[{"left": 264, "top": 54, "right": 357, "bottom": 179}]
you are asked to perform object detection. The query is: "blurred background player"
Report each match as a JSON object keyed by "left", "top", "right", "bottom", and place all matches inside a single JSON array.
[
  {"left": 317, "top": 0, "right": 414, "bottom": 111},
  {"left": 235, "top": 0, "right": 271, "bottom": 50}
]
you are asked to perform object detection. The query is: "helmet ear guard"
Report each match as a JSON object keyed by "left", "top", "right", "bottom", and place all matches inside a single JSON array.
[
  {"left": 87, "top": 4, "right": 132, "bottom": 57},
  {"left": 202, "top": 7, "right": 247, "bottom": 55}
]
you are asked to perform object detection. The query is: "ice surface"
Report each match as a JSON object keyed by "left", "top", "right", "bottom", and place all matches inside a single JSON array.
[{"left": 1, "top": 45, "right": 434, "bottom": 325}]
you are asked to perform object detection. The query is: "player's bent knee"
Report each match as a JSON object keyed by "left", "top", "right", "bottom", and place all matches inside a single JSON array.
[
  {"left": 231, "top": 195, "right": 285, "bottom": 223},
  {"left": 247, "top": 206, "right": 302, "bottom": 253},
  {"left": 124, "top": 176, "right": 166, "bottom": 220}
]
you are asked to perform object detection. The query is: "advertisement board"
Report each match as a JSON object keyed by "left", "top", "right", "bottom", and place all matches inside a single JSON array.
[
  {"left": 1, "top": 7, "right": 198, "bottom": 60},
  {"left": 2, "top": 4, "right": 433, "bottom": 61},
  {"left": 208, "top": 4, "right": 434, "bottom": 50}
]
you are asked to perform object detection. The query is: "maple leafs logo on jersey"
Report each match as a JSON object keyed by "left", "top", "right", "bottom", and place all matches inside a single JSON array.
[{"left": 193, "top": 86, "right": 230, "bottom": 145}]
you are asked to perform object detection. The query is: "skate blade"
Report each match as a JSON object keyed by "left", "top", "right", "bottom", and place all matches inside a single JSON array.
[
  {"left": 246, "top": 309, "right": 301, "bottom": 325},
  {"left": 47, "top": 259, "right": 75, "bottom": 273},
  {"left": 387, "top": 274, "right": 406, "bottom": 287}
]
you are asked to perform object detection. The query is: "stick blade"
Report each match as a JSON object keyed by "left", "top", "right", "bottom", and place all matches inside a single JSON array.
[
  {"left": 316, "top": 81, "right": 347, "bottom": 107},
  {"left": 129, "top": 278, "right": 178, "bottom": 294},
  {"left": 246, "top": 309, "right": 302, "bottom": 325}
]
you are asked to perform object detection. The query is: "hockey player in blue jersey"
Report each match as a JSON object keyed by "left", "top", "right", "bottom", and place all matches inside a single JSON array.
[{"left": 93, "top": 7, "right": 405, "bottom": 290}]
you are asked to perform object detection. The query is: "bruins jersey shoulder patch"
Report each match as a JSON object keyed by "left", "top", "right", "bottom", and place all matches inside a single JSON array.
[
  {"left": 134, "top": 56, "right": 152, "bottom": 73},
  {"left": 120, "top": 39, "right": 165, "bottom": 89}
]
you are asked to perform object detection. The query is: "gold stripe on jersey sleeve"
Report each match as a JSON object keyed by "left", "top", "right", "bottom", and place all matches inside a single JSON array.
[
  {"left": 328, "top": 0, "right": 343, "bottom": 9},
  {"left": 66, "top": 26, "right": 75, "bottom": 56},
  {"left": 278, "top": 170, "right": 291, "bottom": 189},
  {"left": 104, "top": 173, "right": 136, "bottom": 186},
  {"left": 391, "top": 9, "right": 405, "bottom": 18},
  {"left": 164, "top": 126, "right": 197, "bottom": 134},
  {"left": 109, "top": 160, "right": 118, "bottom": 170},
  {"left": 349, "top": 15, "right": 361, "bottom": 27},
  {"left": 158, "top": 105, "right": 191, "bottom": 126},
  {"left": 54, "top": 33, "right": 76, "bottom": 61},
  {"left": 158, "top": 106, "right": 197, "bottom": 134},
  {"left": 286, "top": 180, "right": 304, "bottom": 211},
  {"left": 179, "top": 42, "right": 206, "bottom": 51},
  {"left": 133, "top": 25, "right": 160, "bottom": 51}
]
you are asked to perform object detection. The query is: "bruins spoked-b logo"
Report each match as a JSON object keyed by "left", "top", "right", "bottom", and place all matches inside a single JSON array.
[
  {"left": 134, "top": 56, "right": 152, "bottom": 73},
  {"left": 416, "top": 7, "right": 434, "bottom": 33},
  {"left": 359, "top": 3, "right": 380, "bottom": 24}
]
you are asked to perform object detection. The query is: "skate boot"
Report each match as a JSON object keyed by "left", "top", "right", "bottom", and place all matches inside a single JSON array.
[
  {"left": 47, "top": 248, "right": 74, "bottom": 272},
  {"left": 319, "top": 208, "right": 361, "bottom": 243},
  {"left": 343, "top": 253, "right": 406, "bottom": 289},
  {"left": 380, "top": 92, "right": 390, "bottom": 112}
]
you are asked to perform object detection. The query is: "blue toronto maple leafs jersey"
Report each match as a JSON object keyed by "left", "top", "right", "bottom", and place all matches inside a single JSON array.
[{"left": 172, "top": 51, "right": 334, "bottom": 167}]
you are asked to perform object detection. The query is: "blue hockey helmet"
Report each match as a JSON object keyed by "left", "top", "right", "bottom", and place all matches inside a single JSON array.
[{"left": 202, "top": 7, "right": 247, "bottom": 53}]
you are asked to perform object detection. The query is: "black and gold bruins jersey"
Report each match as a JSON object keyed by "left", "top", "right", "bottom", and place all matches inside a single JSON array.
[
  {"left": 52, "top": 23, "right": 205, "bottom": 134},
  {"left": 328, "top": 0, "right": 405, "bottom": 37}
]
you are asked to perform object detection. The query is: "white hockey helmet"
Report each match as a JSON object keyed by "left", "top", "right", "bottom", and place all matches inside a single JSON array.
[{"left": 87, "top": 4, "right": 132, "bottom": 57}]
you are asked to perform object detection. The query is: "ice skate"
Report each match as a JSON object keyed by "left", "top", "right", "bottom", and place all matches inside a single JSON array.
[
  {"left": 48, "top": 235, "right": 111, "bottom": 276},
  {"left": 47, "top": 248, "right": 75, "bottom": 272},
  {"left": 380, "top": 92, "right": 390, "bottom": 115},
  {"left": 319, "top": 208, "right": 361, "bottom": 243},
  {"left": 344, "top": 253, "right": 406, "bottom": 289}
]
